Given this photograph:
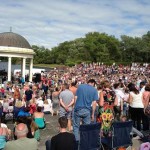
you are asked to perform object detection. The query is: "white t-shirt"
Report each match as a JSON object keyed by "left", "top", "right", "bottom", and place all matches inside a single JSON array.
[
  {"left": 140, "top": 86, "right": 145, "bottom": 93},
  {"left": 36, "top": 99, "right": 44, "bottom": 107},
  {"left": 43, "top": 104, "right": 52, "bottom": 112},
  {"left": 130, "top": 92, "right": 144, "bottom": 108},
  {"left": 47, "top": 99, "right": 52, "bottom": 106},
  {"left": 114, "top": 89, "right": 125, "bottom": 106},
  {"left": 124, "top": 93, "right": 129, "bottom": 102}
]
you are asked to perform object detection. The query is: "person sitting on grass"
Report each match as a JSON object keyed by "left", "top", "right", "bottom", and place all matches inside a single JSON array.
[
  {"left": 0, "top": 118, "right": 11, "bottom": 149},
  {"left": 120, "top": 115, "right": 144, "bottom": 139},
  {"left": 33, "top": 106, "right": 45, "bottom": 129}
]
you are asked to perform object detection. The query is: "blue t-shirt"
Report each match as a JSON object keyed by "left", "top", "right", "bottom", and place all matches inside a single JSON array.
[
  {"left": 17, "top": 110, "right": 31, "bottom": 117},
  {"left": 74, "top": 84, "right": 98, "bottom": 110}
]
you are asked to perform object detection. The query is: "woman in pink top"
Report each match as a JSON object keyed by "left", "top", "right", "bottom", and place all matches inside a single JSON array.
[
  {"left": 142, "top": 84, "right": 150, "bottom": 130},
  {"left": 143, "top": 84, "right": 150, "bottom": 107}
]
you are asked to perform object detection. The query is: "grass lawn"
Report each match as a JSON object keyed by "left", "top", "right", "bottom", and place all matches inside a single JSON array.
[{"left": 33, "top": 64, "right": 67, "bottom": 69}]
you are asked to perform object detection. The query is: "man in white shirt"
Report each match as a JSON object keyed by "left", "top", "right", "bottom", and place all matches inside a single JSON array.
[
  {"left": 113, "top": 83, "right": 124, "bottom": 120},
  {"left": 140, "top": 81, "right": 145, "bottom": 93}
]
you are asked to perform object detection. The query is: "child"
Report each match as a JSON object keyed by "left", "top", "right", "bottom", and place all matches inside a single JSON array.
[{"left": 120, "top": 115, "right": 144, "bottom": 139}]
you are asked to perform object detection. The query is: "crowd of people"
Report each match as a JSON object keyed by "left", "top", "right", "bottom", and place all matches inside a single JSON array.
[{"left": 0, "top": 62, "right": 150, "bottom": 150}]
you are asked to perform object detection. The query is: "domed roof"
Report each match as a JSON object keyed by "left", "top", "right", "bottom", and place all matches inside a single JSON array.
[{"left": 0, "top": 32, "right": 31, "bottom": 49}]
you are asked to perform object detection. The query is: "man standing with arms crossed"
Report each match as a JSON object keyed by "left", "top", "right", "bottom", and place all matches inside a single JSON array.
[{"left": 73, "top": 79, "right": 98, "bottom": 141}]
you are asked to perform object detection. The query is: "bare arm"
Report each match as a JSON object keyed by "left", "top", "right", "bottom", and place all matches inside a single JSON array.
[
  {"left": 74, "top": 96, "right": 77, "bottom": 104},
  {"left": 114, "top": 96, "right": 118, "bottom": 106},
  {"left": 120, "top": 99, "right": 123, "bottom": 112},
  {"left": 60, "top": 98, "right": 67, "bottom": 109},
  {"left": 144, "top": 93, "right": 150, "bottom": 108},
  {"left": 128, "top": 93, "right": 133, "bottom": 104},
  {"left": 91, "top": 100, "right": 97, "bottom": 121},
  {"left": 67, "top": 98, "right": 74, "bottom": 107},
  {"left": 142, "top": 93, "right": 145, "bottom": 106},
  {"left": 99, "top": 91, "right": 104, "bottom": 106},
  {"left": 59, "top": 85, "right": 63, "bottom": 93}
]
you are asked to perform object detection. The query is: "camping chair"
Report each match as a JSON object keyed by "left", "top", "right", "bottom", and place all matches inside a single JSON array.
[
  {"left": 79, "top": 122, "right": 101, "bottom": 150},
  {"left": 45, "top": 139, "right": 51, "bottom": 150},
  {"left": 102, "top": 121, "right": 133, "bottom": 150}
]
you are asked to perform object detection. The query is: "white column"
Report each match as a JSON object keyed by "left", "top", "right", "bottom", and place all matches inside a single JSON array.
[
  {"left": 8, "top": 57, "right": 12, "bottom": 81},
  {"left": 22, "top": 58, "right": 26, "bottom": 81},
  {"left": 29, "top": 58, "right": 33, "bottom": 82},
  {"left": 21, "top": 58, "right": 23, "bottom": 76}
]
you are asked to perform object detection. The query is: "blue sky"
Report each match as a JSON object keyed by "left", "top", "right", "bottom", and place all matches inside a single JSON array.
[{"left": 0, "top": 0, "right": 150, "bottom": 49}]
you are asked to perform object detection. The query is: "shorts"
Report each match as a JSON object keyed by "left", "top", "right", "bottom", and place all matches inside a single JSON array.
[{"left": 59, "top": 110, "right": 72, "bottom": 119}]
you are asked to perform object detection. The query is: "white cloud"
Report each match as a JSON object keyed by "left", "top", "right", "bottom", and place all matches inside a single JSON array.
[
  {"left": 127, "top": 28, "right": 150, "bottom": 37},
  {"left": 0, "top": 0, "right": 149, "bottom": 48}
]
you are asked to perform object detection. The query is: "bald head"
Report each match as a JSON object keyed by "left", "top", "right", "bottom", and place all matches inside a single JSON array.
[
  {"left": 16, "top": 123, "right": 26, "bottom": 130},
  {"left": 15, "top": 123, "right": 28, "bottom": 138}
]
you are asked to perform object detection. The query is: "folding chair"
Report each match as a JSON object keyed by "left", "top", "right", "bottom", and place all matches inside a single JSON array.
[
  {"left": 45, "top": 139, "right": 51, "bottom": 150},
  {"left": 102, "top": 121, "right": 133, "bottom": 150},
  {"left": 79, "top": 122, "right": 101, "bottom": 150}
]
